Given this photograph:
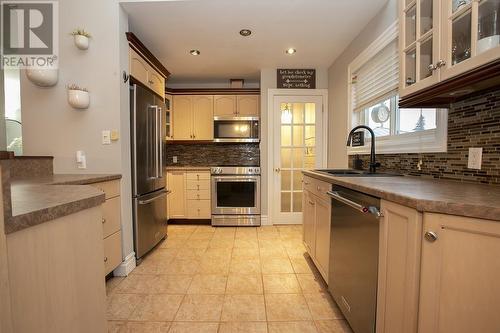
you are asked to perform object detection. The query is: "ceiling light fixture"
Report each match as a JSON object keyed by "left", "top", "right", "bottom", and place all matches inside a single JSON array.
[
  {"left": 189, "top": 49, "right": 200, "bottom": 56},
  {"left": 239, "top": 29, "right": 252, "bottom": 37},
  {"left": 285, "top": 48, "right": 296, "bottom": 55}
]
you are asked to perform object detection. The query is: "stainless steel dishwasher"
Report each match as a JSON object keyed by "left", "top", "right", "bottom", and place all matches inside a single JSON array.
[{"left": 327, "top": 185, "right": 382, "bottom": 333}]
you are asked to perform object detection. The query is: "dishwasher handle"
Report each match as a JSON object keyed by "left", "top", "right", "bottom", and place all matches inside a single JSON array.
[{"left": 327, "top": 191, "right": 383, "bottom": 218}]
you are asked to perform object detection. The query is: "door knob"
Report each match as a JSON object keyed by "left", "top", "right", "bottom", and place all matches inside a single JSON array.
[
  {"left": 424, "top": 231, "right": 438, "bottom": 242},
  {"left": 275, "top": 168, "right": 281, "bottom": 173}
]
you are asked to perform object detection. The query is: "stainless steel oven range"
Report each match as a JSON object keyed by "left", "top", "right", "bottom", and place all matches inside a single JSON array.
[{"left": 211, "top": 166, "right": 261, "bottom": 226}]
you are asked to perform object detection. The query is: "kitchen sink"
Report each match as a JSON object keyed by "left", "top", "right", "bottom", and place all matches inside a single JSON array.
[{"left": 315, "top": 169, "right": 402, "bottom": 177}]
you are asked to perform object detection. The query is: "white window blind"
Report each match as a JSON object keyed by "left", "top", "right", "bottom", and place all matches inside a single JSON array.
[{"left": 351, "top": 39, "right": 399, "bottom": 113}]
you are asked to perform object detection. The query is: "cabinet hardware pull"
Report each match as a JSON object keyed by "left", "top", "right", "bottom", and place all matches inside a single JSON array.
[
  {"left": 428, "top": 64, "right": 438, "bottom": 71},
  {"left": 436, "top": 59, "right": 446, "bottom": 68},
  {"left": 102, "top": 218, "right": 106, "bottom": 224},
  {"left": 424, "top": 231, "right": 438, "bottom": 242},
  {"left": 104, "top": 257, "right": 108, "bottom": 262},
  {"left": 309, "top": 200, "right": 315, "bottom": 205}
]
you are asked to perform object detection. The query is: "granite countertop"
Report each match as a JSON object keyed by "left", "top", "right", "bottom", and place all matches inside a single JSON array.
[
  {"left": 5, "top": 174, "right": 122, "bottom": 234},
  {"left": 304, "top": 170, "right": 500, "bottom": 222},
  {"left": 165, "top": 166, "right": 211, "bottom": 170}
]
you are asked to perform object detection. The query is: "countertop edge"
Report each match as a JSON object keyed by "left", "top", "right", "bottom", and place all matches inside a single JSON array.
[
  {"left": 5, "top": 192, "right": 105, "bottom": 234},
  {"left": 50, "top": 174, "right": 122, "bottom": 185},
  {"left": 303, "top": 170, "right": 500, "bottom": 222}
]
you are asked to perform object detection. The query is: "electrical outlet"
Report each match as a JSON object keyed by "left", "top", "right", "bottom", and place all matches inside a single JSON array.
[
  {"left": 173, "top": 156, "right": 178, "bottom": 163},
  {"left": 76, "top": 150, "right": 86, "bottom": 169},
  {"left": 110, "top": 130, "right": 119, "bottom": 141},
  {"left": 102, "top": 130, "right": 111, "bottom": 145},
  {"left": 417, "top": 159, "right": 423, "bottom": 171},
  {"left": 468, "top": 147, "right": 482, "bottom": 170}
]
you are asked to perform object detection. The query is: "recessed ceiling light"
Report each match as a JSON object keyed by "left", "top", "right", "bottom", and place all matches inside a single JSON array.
[
  {"left": 189, "top": 49, "right": 200, "bottom": 56},
  {"left": 239, "top": 29, "right": 252, "bottom": 37},
  {"left": 285, "top": 48, "right": 296, "bottom": 55}
]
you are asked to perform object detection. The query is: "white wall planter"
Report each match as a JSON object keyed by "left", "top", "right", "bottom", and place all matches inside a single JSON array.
[
  {"left": 25, "top": 68, "right": 58, "bottom": 87},
  {"left": 68, "top": 90, "right": 90, "bottom": 109},
  {"left": 74, "top": 35, "right": 89, "bottom": 50}
]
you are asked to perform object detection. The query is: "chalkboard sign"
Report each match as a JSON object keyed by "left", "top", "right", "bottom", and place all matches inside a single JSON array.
[
  {"left": 277, "top": 69, "right": 316, "bottom": 89},
  {"left": 351, "top": 132, "right": 365, "bottom": 147}
]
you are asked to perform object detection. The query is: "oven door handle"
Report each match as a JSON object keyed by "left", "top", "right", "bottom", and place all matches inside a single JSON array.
[{"left": 212, "top": 176, "right": 259, "bottom": 182}]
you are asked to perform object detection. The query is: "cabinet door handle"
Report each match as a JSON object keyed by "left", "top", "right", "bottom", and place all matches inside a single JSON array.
[
  {"left": 102, "top": 218, "right": 106, "bottom": 224},
  {"left": 428, "top": 64, "right": 438, "bottom": 72},
  {"left": 309, "top": 200, "right": 315, "bottom": 205},
  {"left": 436, "top": 59, "right": 446, "bottom": 68},
  {"left": 424, "top": 231, "right": 438, "bottom": 242},
  {"left": 104, "top": 257, "right": 108, "bottom": 263},
  {"left": 148, "top": 80, "right": 154, "bottom": 85}
]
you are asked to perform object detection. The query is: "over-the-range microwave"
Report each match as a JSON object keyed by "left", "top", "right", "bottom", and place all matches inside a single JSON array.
[{"left": 213, "top": 116, "right": 259, "bottom": 143}]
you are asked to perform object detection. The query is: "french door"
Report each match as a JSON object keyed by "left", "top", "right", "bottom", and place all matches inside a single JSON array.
[{"left": 272, "top": 95, "right": 325, "bottom": 224}]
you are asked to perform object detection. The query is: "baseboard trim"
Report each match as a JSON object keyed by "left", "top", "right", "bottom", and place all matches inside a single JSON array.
[
  {"left": 113, "top": 252, "right": 136, "bottom": 277},
  {"left": 261, "top": 215, "right": 270, "bottom": 226}
]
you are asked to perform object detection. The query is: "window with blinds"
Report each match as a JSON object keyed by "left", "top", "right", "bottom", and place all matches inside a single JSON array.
[{"left": 351, "top": 39, "right": 399, "bottom": 113}]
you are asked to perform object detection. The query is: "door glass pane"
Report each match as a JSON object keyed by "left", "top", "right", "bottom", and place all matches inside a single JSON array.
[
  {"left": 292, "top": 148, "right": 304, "bottom": 168},
  {"left": 304, "top": 148, "right": 316, "bottom": 169},
  {"left": 292, "top": 171, "right": 303, "bottom": 191},
  {"left": 281, "top": 192, "right": 291, "bottom": 212},
  {"left": 405, "top": 5, "right": 417, "bottom": 46},
  {"left": 420, "top": 0, "right": 433, "bottom": 35},
  {"left": 293, "top": 126, "right": 304, "bottom": 146},
  {"left": 292, "top": 192, "right": 302, "bottom": 212},
  {"left": 305, "top": 103, "right": 315, "bottom": 124},
  {"left": 281, "top": 170, "right": 291, "bottom": 191},
  {"left": 281, "top": 148, "right": 292, "bottom": 168},
  {"left": 405, "top": 48, "right": 417, "bottom": 86},
  {"left": 477, "top": 0, "right": 500, "bottom": 54},
  {"left": 280, "top": 103, "right": 292, "bottom": 124},
  {"left": 281, "top": 126, "right": 291, "bottom": 146},
  {"left": 292, "top": 103, "right": 304, "bottom": 124},
  {"left": 452, "top": 0, "right": 471, "bottom": 13},
  {"left": 305, "top": 126, "right": 315, "bottom": 146},
  {"left": 452, "top": 11, "right": 472, "bottom": 65},
  {"left": 420, "top": 37, "right": 434, "bottom": 80}
]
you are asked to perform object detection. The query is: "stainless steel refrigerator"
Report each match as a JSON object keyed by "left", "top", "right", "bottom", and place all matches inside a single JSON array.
[{"left": 131, "top": 83, "right": 168, "bottom": 260}]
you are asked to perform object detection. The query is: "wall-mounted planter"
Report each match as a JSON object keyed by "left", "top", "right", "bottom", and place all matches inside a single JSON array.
[
  {"left": 74, "top": 35, "right": 90, "bottom": 50},
  {"left": 68, "top": 90, "right": 90, "bottom": 109},
  {"left": 25, "top": 68, "right": 58, "bottom": 87}
]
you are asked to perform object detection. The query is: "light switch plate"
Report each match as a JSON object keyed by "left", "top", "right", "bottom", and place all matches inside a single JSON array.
[
  {"left": 102, "top": 130, "right": 111, "bottom": 145},
  {"left": 468, "top": 147, "right": 482, "bottom": 169}
]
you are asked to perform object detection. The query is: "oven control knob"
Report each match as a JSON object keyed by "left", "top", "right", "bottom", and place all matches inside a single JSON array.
[
  {"left": 248, "top": 168, "right": 253, "bottom": 173},
  {"left": 216, "top": 167, "right": 222, "bottom": 174}
]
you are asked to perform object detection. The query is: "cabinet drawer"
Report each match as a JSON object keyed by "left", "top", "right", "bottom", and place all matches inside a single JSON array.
[
  {"left": 103, "top": 230, "right": 122, "bottom": 275},
  {"left": 186, "top": 189, "right": 210, "bottom": 200},
  {"left": 303, "top": 176, "right": 331, "bottom": 201},
  {"left": 102, "top": 196, "right": 121, "bottom": 238},
  {"left": 186, "top": 179, "right": 210, "bottom": 190},
  {"left": 91, "top": 180, "right": 120, "bottom": 199},
  {"left": 186, "top": 171, "right": 210, "bottom": 180},
  {"left": 187, "top": 200, "right": 211, "bottom": 219}
]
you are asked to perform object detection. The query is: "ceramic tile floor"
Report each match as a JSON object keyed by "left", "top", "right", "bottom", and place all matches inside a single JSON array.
[{"left": 106, "top": 224, "right": 353, "bottom": 333}]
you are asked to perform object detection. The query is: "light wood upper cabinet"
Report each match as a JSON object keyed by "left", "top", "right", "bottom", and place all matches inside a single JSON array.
[
  {"left": 129, "top": 47, "right": 165, "bottom": 99},
  {"left": 399, "top": 0, "right": 500, "bottom": 98},
  {"left": 214, "top": 95, "right": 259, "bottom": 116},
  {"left": 214, "top": 95, "right": 237, "bottom": 116},
  {"left": 377, "top": 200, "right": 422, "bottom": 333},
  {"left": 172, "top": 95, "right": 213, "bottom": 141},
  {"left": 192, "top": 95, "right": 214, "bottom": 140},
  {"left": 418, "top": 213, "right": 500, "bottom": 333},
  {"left": 237, "top": 95, "right": 260, "bottom": 116}
]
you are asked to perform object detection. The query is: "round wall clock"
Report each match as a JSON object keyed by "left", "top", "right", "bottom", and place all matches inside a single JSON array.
[{"left": 371, "top": 104, "right": 390, "bottom": 124}]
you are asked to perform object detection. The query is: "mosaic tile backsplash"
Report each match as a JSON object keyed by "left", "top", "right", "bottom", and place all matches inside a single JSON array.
[
  {"left": 349, "top": 88, "right": 500, "bottom": 184},
  {"left": 165, "top": 143, "right": 260, "bottom": 167}
]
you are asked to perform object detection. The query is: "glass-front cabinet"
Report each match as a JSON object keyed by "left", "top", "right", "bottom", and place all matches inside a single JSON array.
[
  {"left": 441, "top": 0, "right": 500, "bottom": 80},
  {"left": 399, "top": 0, "right": 500, "bottom": 97},
  {"left": 400, "top": 0, "right": 441, "bottom": 97}
]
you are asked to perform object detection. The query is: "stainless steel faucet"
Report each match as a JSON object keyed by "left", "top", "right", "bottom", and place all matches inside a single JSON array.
[{"left": 346, "top": 125, "right": 380, "bottom": 173}]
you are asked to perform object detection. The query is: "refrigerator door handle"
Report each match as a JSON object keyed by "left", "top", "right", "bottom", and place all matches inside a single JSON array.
[
  {"left": 138, "top": 189, "right": 168, "bottom": 205},
  {"left": 158, "top": 106, "right": 163, "bottom": 178},
  {"left": 151, "top": 105, "right": 159, "bottom": 179}
]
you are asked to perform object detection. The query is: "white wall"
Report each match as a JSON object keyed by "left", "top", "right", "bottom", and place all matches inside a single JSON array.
[
  {"left": 260, "top": 67, "right": 328, "bottom": 216},
  {"left": 327, "top": 0, "right": 398, "bottom": 168},
  {"left": 20, "top": 1, "right": 134, "bottom": 263}
]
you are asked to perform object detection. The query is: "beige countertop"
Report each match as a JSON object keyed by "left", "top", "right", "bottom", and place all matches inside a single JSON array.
[
  {"left": 303, "top": 170, "right": 500, "bottom": 222},
  {"left": 5, "top": 174, "right": 121, "bottom": 234}
]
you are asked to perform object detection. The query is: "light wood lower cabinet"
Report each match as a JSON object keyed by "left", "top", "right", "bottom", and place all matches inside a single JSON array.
[
  {"left": 302, "top": 175, "right": 331, "bottom": 282},
  {"left": 167, "top": 170, "right": 211, "bottom": 220},
  {"left": 377, "top": 200, "right": 422, "bottom": 333},
  {"left": 90, "top": 179, "right": 122, "bottom": 276},
  {"left": 418, "top": 213, "right": 500, "bottom": 333}
]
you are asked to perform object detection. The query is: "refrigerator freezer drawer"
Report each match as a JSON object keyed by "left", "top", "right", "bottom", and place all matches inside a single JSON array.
[{"left": 133, "top": 189, "right": 168, "bottom": 259}]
